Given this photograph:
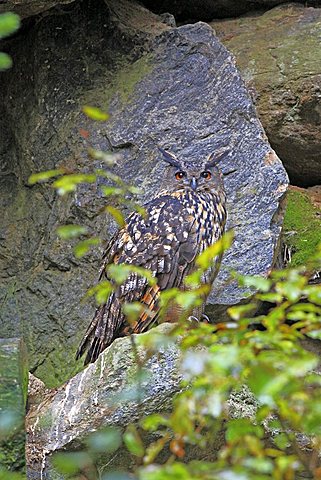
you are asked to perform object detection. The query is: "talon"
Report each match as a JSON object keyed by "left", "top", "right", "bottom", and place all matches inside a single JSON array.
[
  {"left": 201, "top": 314, "right": 210, "bottom": 323},
  {"left": 188, "top": 315, "right": 200, "bottom": 323}
]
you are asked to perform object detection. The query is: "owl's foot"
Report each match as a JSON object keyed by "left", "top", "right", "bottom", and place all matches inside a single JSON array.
[
  {"left": 187, "top": 315, "right": 200, "bottom": 323},
  {"left": 201, "top": 314, "right": 210, "bottom": 323},
  {"left": 187, "top": 314, "right": 210, "bottom": 324}
]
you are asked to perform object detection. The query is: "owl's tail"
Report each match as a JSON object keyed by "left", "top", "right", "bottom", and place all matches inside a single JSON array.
[
  {"left": 76, "top": 284, "right": 161, "bottom": 365},
  {"left": 75, "top": 293, "right": 123, "bottom": 365}
]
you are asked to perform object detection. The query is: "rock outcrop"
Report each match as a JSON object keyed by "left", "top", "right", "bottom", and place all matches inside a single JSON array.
[
  {"left": 0, "top": 0, "right": 288, "bottom": 387},
  {"left": 0, "top": 0, "right": 75, "bottom": 18},
  {"left": 0, "top": 338, "right": 28, "bottom": 472},
  {"left": 141, "top": 0, "right": 321, "bottom": 21},
  {"left": 211, "top": 4, "right": 321, "bottom": 186},
  {"left": 26, "top": 324, "right": 258, "bottom": 478}
]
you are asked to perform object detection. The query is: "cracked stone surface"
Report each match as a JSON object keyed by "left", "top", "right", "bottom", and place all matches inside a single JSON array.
[
  {"left": 0, "top": 0, "right": 288, "bottom": 387},
  {"left": 25, "top": 324, "right": 257, "bottom": 478},
  {"left": 211, "top": 4, "right": 321, "bottom": 186}
]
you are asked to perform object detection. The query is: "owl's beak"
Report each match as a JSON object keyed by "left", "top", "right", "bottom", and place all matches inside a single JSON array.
[{"left": 190, "top": 177, "right": 197, "bottom": 191}]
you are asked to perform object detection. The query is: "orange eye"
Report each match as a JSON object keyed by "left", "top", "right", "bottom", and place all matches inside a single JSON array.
[
  {"left": 175, "top": 171, "right": 186, "bottom": 180},
  {"left": 201, "top": 171, "right": 211, "bottom": 180}
]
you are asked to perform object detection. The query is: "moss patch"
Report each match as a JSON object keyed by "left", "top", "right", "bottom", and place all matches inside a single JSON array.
[
  {"left": 84, "top": 54, "right": 153, "bottom": 112},
  {"left": 0, "top": 339, "right": 28, "bottom": 472},
  {"left": 33, "top": 341, "right": 84, "bottom": 389},
  {"left": 283, "top": 189, "right": 321, "bottom": 267}
]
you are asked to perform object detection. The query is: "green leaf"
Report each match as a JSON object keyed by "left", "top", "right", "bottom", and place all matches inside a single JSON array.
[
  {"left": 0, "top": 410, "right": 20, "bottom": 440},
  {"left": 106, "top": 206, "right": 125, "bottom": 227},
  {"left": 28, "top": 169, "right": 65, "bottom": 185},
  {"left": 307, "top": 286, "right": 321, "bottom": 305},
  {"left": 226, "top": 418, "right": 264, "bottom": 443},
  {"left": 56, "top": 224, "right": 87, "bottom": 240},
  {"left": 228, "top": 303, "right": 256, "bottom": 321},
  {"left": 305, "top": 329, "right": 321, "bottom": 340},
  {"left": 196, "top": 231, "right": 233, "bottom": 270},
  {"left": 83, "top": 105, "right": 109, "bottom": 121},
  {"left": 101, "top": 472, "right": 133, "bottom": 480},
  {"left": 0, "top": 52, "right": 12, "bottom": 71},
  {"left": 273, "top": 433, "right": 290, "bottom": 449},
  {"left": 238, "top": 275, "right": 272, "bottom": 292},
  {"left": 88, "top": 148, "right": 117, "bottom": 165},
  {"left": 53, "top": 173, "right": 96, "bottom": 195},
  {"left": 143, "top": 436, "right": 169, "bottom": 465},
  {"left": 257, "top": 292, "right": 283, "bottom": 303},
  {"left": 107, "top": 264, "right": 156, "bottom": 286},
  {"left": 52, "top": 451, "right": 92, "bottom": 475},
  {"left": 141, "top": 414, "right": 168, "bottom": 432},
  {"left": 86, "top": 427, "right": 121, "bottom": 453},
  {"left": 0, "top": 13, "right": 20, "bottom": 39},
  {"left": 74, "top": 238, "right": 100, "bottom": 258},
  {"left": 86, "top": 281, "right": 113, "bottom": 305},
  {"left": 247, "top": 365, "right": 288, "bottom": 404},
  {"left": 0, "top": 469, "right": 24, "bottom": 480},
  {"left": 123, "top": 425, "right": 144, "bottom": 457},
  {"left": 122, "top": 302, "right": 144, "bottom": 322},
  {"left": 176, "top": 290, "right": 202, "bottom": 310},
  {"left": 101, "top": 186, "right": 124, "bottom": 196}
]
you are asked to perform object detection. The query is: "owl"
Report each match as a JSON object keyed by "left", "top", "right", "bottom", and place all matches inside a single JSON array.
[{"left": 76, "top": 148, "right": 227, "bottom": 364}]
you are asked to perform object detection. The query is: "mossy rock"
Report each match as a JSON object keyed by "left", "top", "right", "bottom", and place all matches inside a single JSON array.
[
  {"left": 0, "top": 338, "right": 28, "bottom": 473},
  {"left": 283, "top": 189, "right": 321, "bottom": 267}
]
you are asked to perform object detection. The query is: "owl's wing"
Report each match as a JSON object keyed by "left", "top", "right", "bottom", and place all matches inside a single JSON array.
[{"left": 76, "top": 194, "right": 200, "bottom": 364}]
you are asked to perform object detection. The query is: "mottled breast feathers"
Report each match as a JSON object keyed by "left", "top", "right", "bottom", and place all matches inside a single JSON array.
[{"left": 76, "top": 155, "right": 227, "bottom": 365}]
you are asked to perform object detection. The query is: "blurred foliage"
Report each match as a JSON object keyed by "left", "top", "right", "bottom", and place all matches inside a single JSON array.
[
  {"left": 0, "top": 410, "right": 24, "bottom": 479},
  {"left": 0, "top": 12, "right": 20, "bottom": 71},
  {"left": 28, "top": 109, "right": 321, "bottom": 479}
]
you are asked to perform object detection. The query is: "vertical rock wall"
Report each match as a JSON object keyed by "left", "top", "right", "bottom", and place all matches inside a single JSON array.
[{"left": 0, "top": 0, "right": 288, "bottom": 386}]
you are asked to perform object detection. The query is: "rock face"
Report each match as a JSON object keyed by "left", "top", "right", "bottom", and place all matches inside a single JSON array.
[
  {"left": 0, "top": 0, "right": 75, "bottom": 18},
  {"left": 26, "top": 324, "right": 258, "bottom": 478},
  {"left": 26, "top": 324, "right": 182, "bottom": 477},
  {"left": 141, "top": 0, "right": 321, "bottom": 21},
  {"left": 0, "top": 0, "right": 288, "bottom": 387},
  {"left": 0, "top": 338, "right": 28, "bottom": 472},
  {"left": 211, "top": 4, "right": 321, "bottom": 187}
]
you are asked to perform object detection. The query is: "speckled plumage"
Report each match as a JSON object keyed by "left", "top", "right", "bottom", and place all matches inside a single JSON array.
[{"left": 76, "top": 149, "right": 227, "bottom": 364}]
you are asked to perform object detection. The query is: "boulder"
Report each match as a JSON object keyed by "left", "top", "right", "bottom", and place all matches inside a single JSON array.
[
  {"left": 0, "top": 0, "right": 288, "bottom": 387},
  {"left": 0, "top": 338, "right": 28, "bottom": 472},
  {"left": 0, "top": 0, "right": 75, "bottom": 19},
  {"left": 140, "top": 0, "right": 321, "bottom": 21},
  {"left": 211, "top": 4, "right": 321, "bottom": 186},
  {"left": 26, "top": 324, "right": 257, "bottom": 478}
]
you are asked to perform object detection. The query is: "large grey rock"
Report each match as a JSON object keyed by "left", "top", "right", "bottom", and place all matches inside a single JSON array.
[
  {"left": 0, "top": 0, "right": 288, "bottom": 387},
  {"left": 0, "top": 338, "right": 28, "bottom": 472},
  {"left": 211, "top": 4, "right": 321, "bottom": 186}
]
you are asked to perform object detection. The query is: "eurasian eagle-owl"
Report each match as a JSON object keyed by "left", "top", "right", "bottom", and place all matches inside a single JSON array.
[{"left": 76, "top": 148, "right": 227, "bottom": 364}]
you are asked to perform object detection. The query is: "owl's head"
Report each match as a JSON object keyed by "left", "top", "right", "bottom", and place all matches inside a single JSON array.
[{"left": 158, "top": 147, "right": 227, "bottom": 195}]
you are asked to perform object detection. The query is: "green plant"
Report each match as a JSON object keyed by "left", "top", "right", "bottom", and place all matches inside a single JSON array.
[
  {"left": 30, "top": 109, "right": 321, "bottom": 479},
  {"left": 0, "top": 13, "right": 20, "bottom": 71}
]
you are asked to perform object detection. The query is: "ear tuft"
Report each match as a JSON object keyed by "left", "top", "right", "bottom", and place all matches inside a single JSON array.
[
  {"left": 158, "top": 147, "right": 181, "bottom": 168},
  {"left": 206, "top": 146, "right": 230, "bottom": 168}
]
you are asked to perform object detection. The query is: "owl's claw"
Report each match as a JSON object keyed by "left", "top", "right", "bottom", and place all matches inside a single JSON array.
[
  {"left": 187, "top": 315, "right": 200, "bottom": 323},
  {"left": 187, "top": 314, "right": 210, "bottom": 324}
]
